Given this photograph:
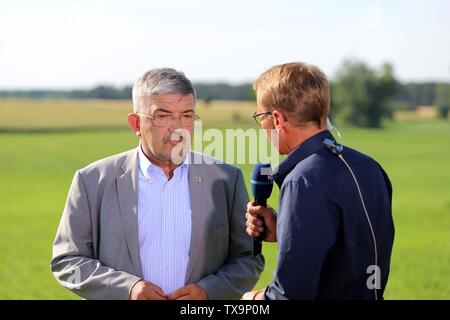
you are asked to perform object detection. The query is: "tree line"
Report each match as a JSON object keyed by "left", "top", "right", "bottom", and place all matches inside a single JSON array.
[
  {"left": 1, "top": 60, "right": 449, "bottom": 127},
  {"left": 0, "top": 81, "right": 445, "bottom": 107}
]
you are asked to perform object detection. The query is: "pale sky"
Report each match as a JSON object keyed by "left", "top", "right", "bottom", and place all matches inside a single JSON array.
[{"left": 1, "top": 0, "right": 449, "bottom": 89}]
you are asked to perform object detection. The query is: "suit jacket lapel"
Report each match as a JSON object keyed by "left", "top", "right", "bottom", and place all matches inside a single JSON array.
[
  {"left": 116, "top": 149, "right": 144, "bottom": 278},
  {"left": 185, "top": 152, "right": 207, "bottom": 283}
]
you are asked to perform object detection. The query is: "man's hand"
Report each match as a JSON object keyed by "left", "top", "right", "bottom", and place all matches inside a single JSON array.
[
  {"left": 242, "top": 288, "right": 266, "bottom": 300},
  {"left": 245, "top": 201, "right": 277, "bottom": 242},
  {"left": 129, "top": 280, "right": 168, "bottom": 300},
  {"left": 168, "top": 284, "right": 208, "bottom": 300}
]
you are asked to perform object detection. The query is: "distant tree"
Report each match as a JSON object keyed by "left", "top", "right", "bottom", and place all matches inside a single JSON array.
[
  {"left": 248, "top": 86, "right": 256, "bottom": 102},
  {"left": 120, "top": 86, "right": 132, "bottom": 99},
  {"left": 329, "top": 80, "right": 340, "bottom": 120},
  {"left": 332, "top": 60, "right": 398, "bottom": 128},
  {"left": 436, "top": 84, "right": 450, "bottom": 119},
  {"left": 203, "top": 95, "right": 212, "bottom": 108},
  {"left": 396, "top": 82, "right": 438, "bottom": 109},
  {"left": 90, "top": 86, "right": 122, "bottom": 99},
  {"left": 194, "top": 83, "right": 253, "bottom": 101}
]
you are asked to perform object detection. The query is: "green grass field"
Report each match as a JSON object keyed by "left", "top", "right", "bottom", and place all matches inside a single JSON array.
[{"left": 0, "top": 99, "right": 449, "bottom": 299}]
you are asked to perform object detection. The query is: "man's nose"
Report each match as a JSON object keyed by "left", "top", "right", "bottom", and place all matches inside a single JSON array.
[{"left": 170, "top": 116, "right": 184, "bottom": 129}]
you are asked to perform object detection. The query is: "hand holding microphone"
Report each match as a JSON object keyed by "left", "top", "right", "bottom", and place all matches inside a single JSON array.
[{"left": 246, "top": 202, "right": 277, "bottom": 242}]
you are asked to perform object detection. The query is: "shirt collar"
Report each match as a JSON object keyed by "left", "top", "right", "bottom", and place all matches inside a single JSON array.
[
  {"left": 137, "top": 144, "right": 189, "bottom": 180},
  {"left": 272, "top": 130, "right": 335, "bottom": 187}
]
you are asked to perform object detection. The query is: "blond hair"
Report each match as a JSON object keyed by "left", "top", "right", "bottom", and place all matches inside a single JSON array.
[{"left": 253, "top": 62, "right": 330, "bottom": 127}]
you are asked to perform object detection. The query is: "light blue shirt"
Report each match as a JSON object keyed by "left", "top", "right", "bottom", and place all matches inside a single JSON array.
[{"left": 137, "top": 145, "right": 192, "bottom": 294}]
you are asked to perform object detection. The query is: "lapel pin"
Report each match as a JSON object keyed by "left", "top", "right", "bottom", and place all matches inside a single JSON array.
[{"left": 194, "top": 176, "right": 203, "bottom": 182}]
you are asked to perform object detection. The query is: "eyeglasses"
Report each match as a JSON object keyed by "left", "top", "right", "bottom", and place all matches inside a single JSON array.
[
  {"left": 138, "top": 112, "right": 199, "bottom": 127},
  {"left": 252, "top": 111, "right": 272, "bottom": 125}
]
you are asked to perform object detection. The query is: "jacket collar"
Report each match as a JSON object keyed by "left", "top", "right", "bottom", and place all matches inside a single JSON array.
[{"left": 273, "top": 130, "right": 335, "bottom": 187}]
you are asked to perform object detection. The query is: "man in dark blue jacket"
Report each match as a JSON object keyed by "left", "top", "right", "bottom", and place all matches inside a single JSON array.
[{"left": 244, "top": 62, "right": 395, "bottom": 300}]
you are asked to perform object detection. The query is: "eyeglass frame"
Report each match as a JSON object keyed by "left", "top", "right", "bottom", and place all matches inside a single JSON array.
[
  {"left": 137, "top": 112, "right": 200, "bottom": 127},
  {"left": 252, "top": 111, "right": 273, "bottom": 124}
]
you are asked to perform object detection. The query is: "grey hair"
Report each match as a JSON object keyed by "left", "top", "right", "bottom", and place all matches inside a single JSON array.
[{"left": 132, "top": 68, "right": 196, "bottom": 112}]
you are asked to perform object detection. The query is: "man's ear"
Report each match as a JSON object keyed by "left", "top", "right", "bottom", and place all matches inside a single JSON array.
[
  {"left": 271, "top": 110, "right": 285, "bottom": 130},
  {"left": 127, "top": 113, "right": 141, "bottom": 137}
]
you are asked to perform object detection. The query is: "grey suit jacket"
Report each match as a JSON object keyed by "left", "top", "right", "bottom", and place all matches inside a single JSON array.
[{"left": 51, "top": 149, "right": 264, "bottom": 300}]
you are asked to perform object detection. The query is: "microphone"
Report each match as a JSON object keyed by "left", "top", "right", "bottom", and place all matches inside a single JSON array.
[{"left": 250, "top": 163, "right": 273, "bottom": 257}]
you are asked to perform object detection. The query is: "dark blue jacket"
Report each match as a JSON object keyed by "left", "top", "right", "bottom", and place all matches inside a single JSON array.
[{"left": 265, "top": 130, "right": 395, "bottom": 300}]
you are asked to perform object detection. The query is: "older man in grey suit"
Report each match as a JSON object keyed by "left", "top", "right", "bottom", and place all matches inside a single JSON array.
[{"left": 51, "top": 68, "right": 264, "bottom": 300}]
